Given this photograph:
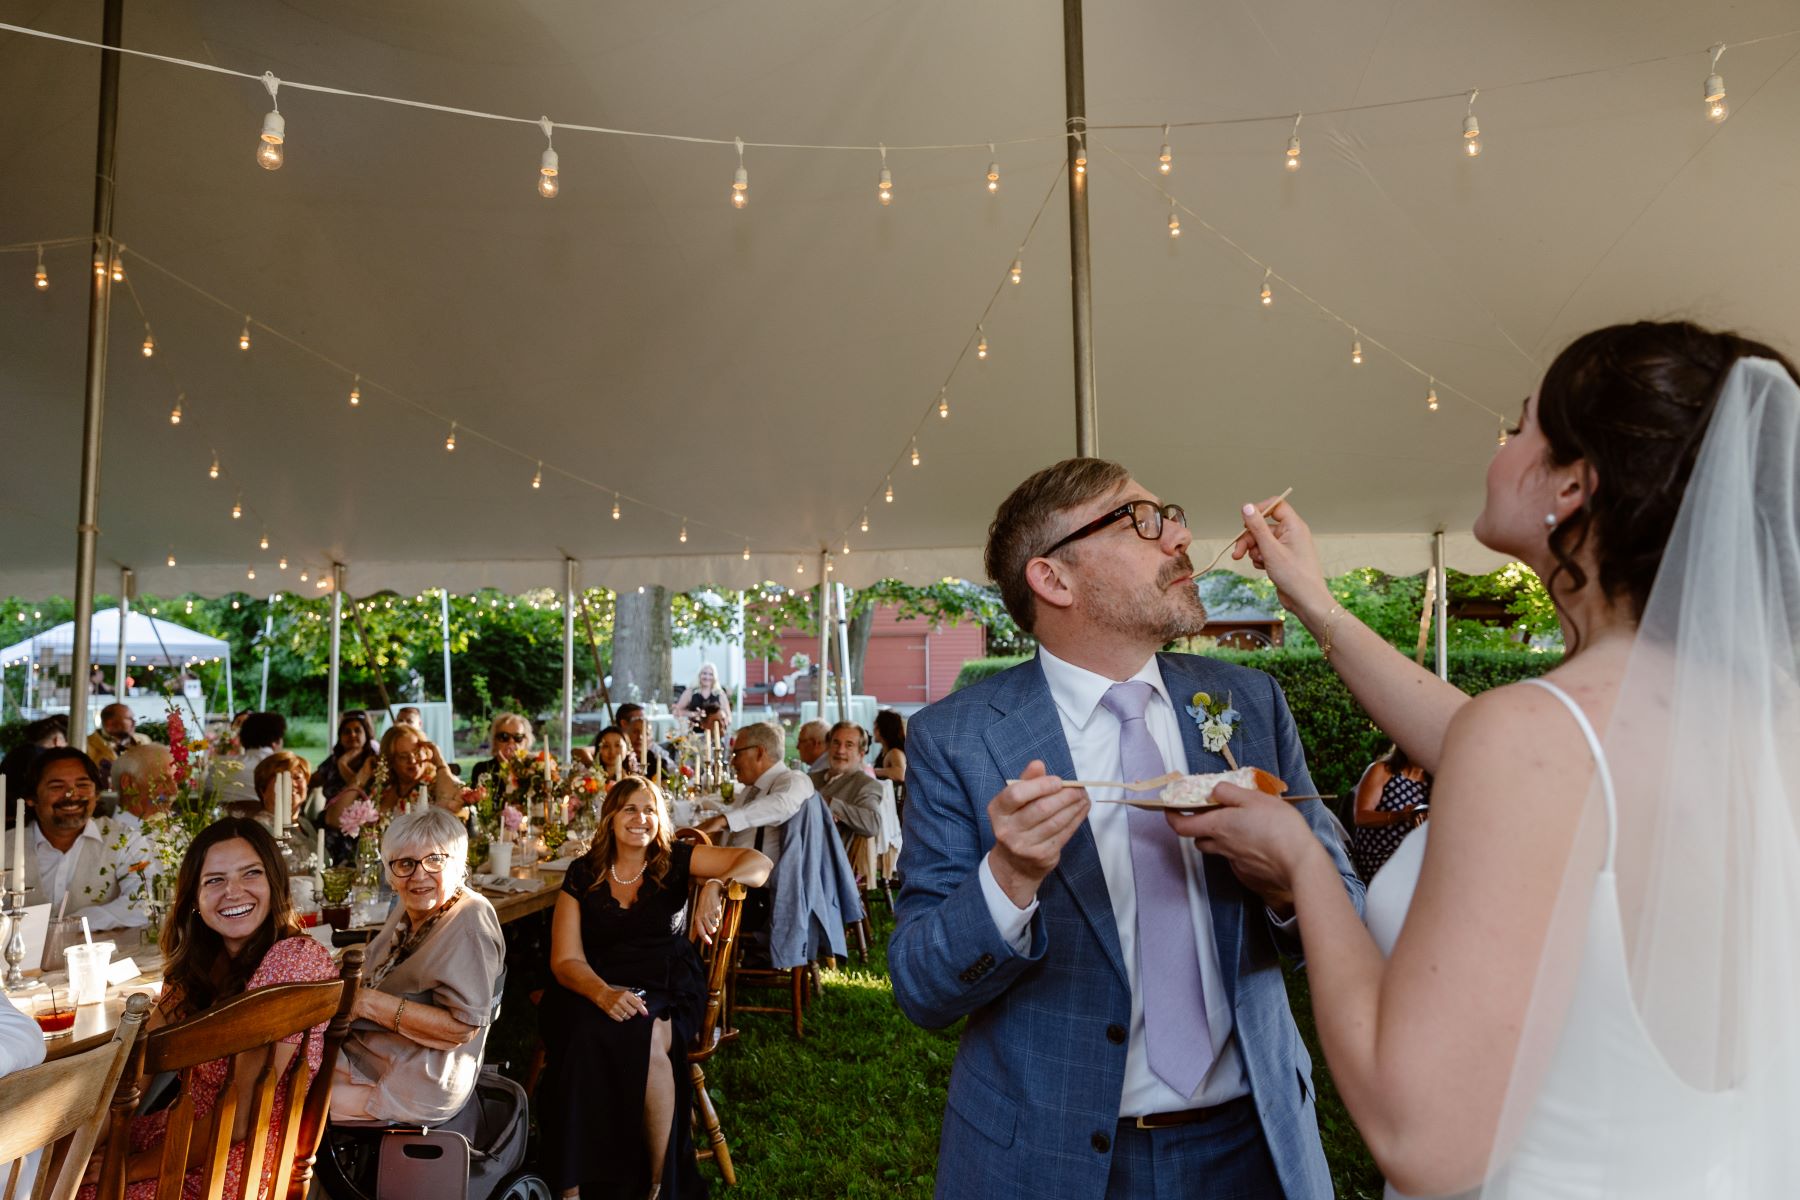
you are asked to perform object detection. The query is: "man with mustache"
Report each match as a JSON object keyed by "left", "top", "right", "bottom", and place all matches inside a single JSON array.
[
  {"left": 17, "top": 747, "right": 150, "bottom": 930},
  {"left": 890, "top": 459, "right": 1361, "bottom": 1200}
]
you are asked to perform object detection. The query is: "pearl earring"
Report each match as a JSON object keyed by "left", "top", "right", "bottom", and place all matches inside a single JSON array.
[{"left": 1543, "top": 513, "right": 1558, "bottom": 529}]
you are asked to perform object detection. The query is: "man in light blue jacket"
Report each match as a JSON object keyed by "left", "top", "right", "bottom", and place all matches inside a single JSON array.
[{"left": 891, "top": 459, "right": 1362, "bottom": 1199}]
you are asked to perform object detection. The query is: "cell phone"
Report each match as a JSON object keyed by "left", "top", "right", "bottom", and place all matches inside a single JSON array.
[{"left": 628, "top": 988, "right": 647, "bottom": 999}]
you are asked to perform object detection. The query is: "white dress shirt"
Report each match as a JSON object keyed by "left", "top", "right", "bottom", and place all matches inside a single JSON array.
[
  {"left": 978, "top": 646, "right": 1250, "bottom": 1116},
  {"left": 30, "top": 817, "right": 151, "bottom": 930},
  {"left": 723, "top": 761, "right": 814, "bottom": 868}
]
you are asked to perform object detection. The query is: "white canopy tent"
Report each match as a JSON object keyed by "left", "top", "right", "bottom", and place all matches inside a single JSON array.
[
  {"left": 0, "top": 606, "right": 231, "bottom": 725},
  {"left": 3, "top": 1, "right": 1796, "bottom": 604}
]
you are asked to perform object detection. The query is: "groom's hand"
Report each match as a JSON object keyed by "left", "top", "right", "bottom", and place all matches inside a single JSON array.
[{"left": 987, "top": 760, "right": 1090, "bottom": 909}]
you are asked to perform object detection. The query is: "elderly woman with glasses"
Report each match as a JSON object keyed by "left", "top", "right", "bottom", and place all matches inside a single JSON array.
[{"left": 330, "top": 807, "right": 505, "bottom": 1124}]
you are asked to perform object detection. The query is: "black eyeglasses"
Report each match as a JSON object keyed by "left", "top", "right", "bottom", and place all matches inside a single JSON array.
[
  {"left": 494, "top": 731, "right": 528, "bottom": 743},
  {"left": 388, "top": 852, "right": 452, "bottom": 878},
  {"left": 729, "top": 745, "right": 755, "bottom": 758},
  {"left": 1039, "top": 500, "right": 1188, "bottom": 558}
]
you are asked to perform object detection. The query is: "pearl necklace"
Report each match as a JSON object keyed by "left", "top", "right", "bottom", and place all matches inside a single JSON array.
[{"left": 610, "top": 859, "right": 647, "bottom": 886}]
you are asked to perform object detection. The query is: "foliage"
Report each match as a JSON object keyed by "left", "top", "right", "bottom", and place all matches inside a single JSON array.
[
  {"left": 855, "top": 579, "right": 1029, "bottom": 653},
  {"left": 951, "top": 656, "right": 1030, "bottom": 692}
]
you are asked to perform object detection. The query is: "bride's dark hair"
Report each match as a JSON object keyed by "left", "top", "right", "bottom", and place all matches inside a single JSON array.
[{"left": 1536, "top": 320, "right": 1798, "bottom": 626}]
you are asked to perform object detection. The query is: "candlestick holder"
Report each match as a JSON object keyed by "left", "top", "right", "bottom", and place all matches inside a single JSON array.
[{"left": 3, "top": 886, "right": 44, "bottom": 994}]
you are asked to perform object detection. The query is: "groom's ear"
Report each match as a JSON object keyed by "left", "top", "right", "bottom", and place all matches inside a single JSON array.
[{"left": 1024, "top": 555, "right": 1076, "bottom": 616}]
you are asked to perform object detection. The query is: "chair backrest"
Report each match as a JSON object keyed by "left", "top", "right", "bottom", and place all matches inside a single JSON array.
[
  {"left": 0, "top": 993, "right": 152, "bottom": 1200},
  {"left": 673, "top": 826, "right": 711, "bottom": 847},
  {"left": 689, "top": 881, "right": 746, "bottom": 1063},
  {"left": 97, "top": 946, "right": 364, "bottom": 1200}
]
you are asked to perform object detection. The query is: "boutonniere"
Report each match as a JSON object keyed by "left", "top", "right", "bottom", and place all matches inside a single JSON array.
[{"left": 1185, "top": 691, "right": 1243, "bottom": 768}]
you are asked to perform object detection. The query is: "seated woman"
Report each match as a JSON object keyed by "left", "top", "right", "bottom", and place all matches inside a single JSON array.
[
  {"left": 1349, "top": 743, "right": 1432, "bottom": 881},
  {"left": 309, "top": 711, "right": 377, "bottom": 804},
  {"left": 330, "top": 807, "right": 505, "bottom": 1124},
  {"left": 592, "top": 725, "right": 629, "bottom": 781},
  {"left": 672, "top": 662, "right": 731, "bottom": 732},
  {"left": 871, "top": 709, "right": 907, "bottom": 789},
  {"left": 230, "top": 750, "right": 313, "bottom": 838},
  {"left": 539, "top": 776, "right": 771, "bottom": 1200},
  {"left": 81, "top": 818, "right": 337, "bottom": 1199},
  {"left": 468, "top": 712, "right": 535, "bottom": 793},
  {"left": 323, "top": 724, "right": 462, "bottom": 863}
]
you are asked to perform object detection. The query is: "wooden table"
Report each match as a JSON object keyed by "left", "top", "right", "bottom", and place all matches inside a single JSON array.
[{"left": 477, "top": 864, "right": 565, "bottom": 924}]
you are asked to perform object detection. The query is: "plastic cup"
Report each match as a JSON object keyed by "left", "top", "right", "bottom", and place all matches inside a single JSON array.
[
  {"left": 488, "top": 842, "right": 513, "bottom": 875},
  {"left": 289, "top": 877, "right": 317, "bottom": 911},
  {"left": 64, "top": 941, "right": 116, "bottom": 1006}
]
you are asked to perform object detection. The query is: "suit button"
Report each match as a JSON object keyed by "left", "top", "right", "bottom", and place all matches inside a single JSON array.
[
  {"left": 979, "top": 952, "right": 995, "bottom": 967},
  {"left": 1106, "top": 1024, "right": 1126, "bottom": 1044},
  {"left": 1091, "top": 1132, "right": 1111, "bottom": 1153}
]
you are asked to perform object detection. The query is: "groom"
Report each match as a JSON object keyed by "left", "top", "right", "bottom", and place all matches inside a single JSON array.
[{"left": 890, "top": 459, "right": 1362, "bottom": 1199}]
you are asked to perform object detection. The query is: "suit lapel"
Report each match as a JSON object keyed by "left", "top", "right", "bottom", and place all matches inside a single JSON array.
[
  {"left": 1159, "top": 654, "right": 1245, "bottom": 1008},
  {"left": 983, "top": 659, "right": 1130, "bottom": 991}
]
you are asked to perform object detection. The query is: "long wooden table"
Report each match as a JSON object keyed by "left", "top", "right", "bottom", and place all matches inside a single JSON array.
[{"left": 19, "top": 863, "right": 564, "bottom": 1062}]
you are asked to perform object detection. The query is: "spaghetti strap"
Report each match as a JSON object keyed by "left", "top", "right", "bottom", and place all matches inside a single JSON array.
[{"left": 1522, "top": 678, "right": 1618, "bottom": 871}]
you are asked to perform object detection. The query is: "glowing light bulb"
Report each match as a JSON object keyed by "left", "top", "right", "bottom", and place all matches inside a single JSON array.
[
  {"left": 885, "top": 479, "right": 894, "bottom": 503},
  {"left": 732, "top": 166, "right": 748, "bottom": 207},
  {"left": 445, "top": 423, "right": 457, "bottom": 452},
  {"left": 279, "top": 557, "right": 288, "bottom": 570},
  {"left": 1497, "top": 424, "right": 1509, "bottom": 446},
  {"left": 208, "top": 455, "right": 220, "bottom": 480},
  {"left": 910, "top": 439, "right": 921, "bottom": 467},
  {"left": 33, "top": 247, "right": 47, "bottom": 291},
  {"left": 141, "top": 327, "right": 155, "bottom": 357},
  {"left": 170, "top": 396, "right": 184, "bottom": 425},
  {"left": 796, "top": 561, "right": 806, "bottom": 575},
  {"left": 612, "top": 495, "right": 621, "bottom": 520},
  {"left": 1285, "top": 136, "right": 1301, "bottom": 170},
  {"left": 1260, "top": 270, "right": 1274, "bottom": 306},
  {"left": 531, "top": 462, "right": 542, "bottom": 489},
  {"left": 299, "top": 570, "right": 309, "bottom": 582},
  {"left": 257, "top": 109, "right": 285, "bottom": 171},
  {"left": 349, "top": 375, "right": 361, "bottom": 407},
  {"left": 986, "top": 160, "right": 1000, "bottom": 193},
  {"left": 679, "top": 521, "right": 688, "bottom": 544},
  {"left": 1426, "top": 380, "right": 1439, "bottom": 412},
  {"left": 111, "top": 258, "right": 124, "bottom": 283},
  {"left": 877, "top": 168, "right": 893, "bottom": 206},
  {"left": 1074, "top": 146, "right": 1087, "bottom": 175},
  {"left": 1168, "top": 204, "right": 1181, "bottom": 239},
  {"left": 938, "top": 388, "right": 950, "bottom": 419},
  {"left": 860, "top": 509, "right": 869, "bottom": 532},
  {"left": 247, "top": 567, "right": 256, "bottom": 581},
  {"left": 167, "top": 553, "right": 176, "bottom": 567},
  {"left": 231, "top": 497, "right": 243, "bottom": 520},
  {"left": 977, "top": 326, "right": 989, "bottom": 359},
  {"left": 1158, "top": 125, "right": 1173, "bottom": 175},
  {"left": 1351, "top": 333, "right": 1363, "bottom": 365},
  {"left": 1704, "top": 45, "right": 1729, "bottom": 123},
  {"left": 238, "top": 319, "right": 252, "bottom": 351},
  {"left": 538, "top": 118, "right": 561, "bottom": 197},
  {"left": 1464, "top": 124, "right": 1481, "bottom": 157},
  {"left": 259, "top": 532, "right": 269, "bottom": 550},
  {"left": 94, "top": 253, "right": 105, "bottom": 278},
  {"left": 1010, "top": 258, "right": 1023, "bottom": 285},
  {"left": 743, "top": 544, "right": 751, "bottom": 561}
]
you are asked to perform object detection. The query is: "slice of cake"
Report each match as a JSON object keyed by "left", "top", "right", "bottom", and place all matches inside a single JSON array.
[{"left": 1146, "top": 766, "right": 1288, "bottom": 808}]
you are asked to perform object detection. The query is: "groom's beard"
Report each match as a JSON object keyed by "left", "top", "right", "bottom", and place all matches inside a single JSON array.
[{"left": 1086, "top": 553, "right": 1209, "bottom": 644}]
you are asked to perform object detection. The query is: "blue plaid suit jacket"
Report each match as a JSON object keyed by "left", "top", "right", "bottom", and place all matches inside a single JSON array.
[{"left": 890, "top": 652, "right": 1363, "bottom": 1200}]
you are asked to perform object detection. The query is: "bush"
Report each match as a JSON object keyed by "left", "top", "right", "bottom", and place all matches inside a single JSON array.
[{"left": 951, "top": 656, "right": 1030, "bottom": 692}]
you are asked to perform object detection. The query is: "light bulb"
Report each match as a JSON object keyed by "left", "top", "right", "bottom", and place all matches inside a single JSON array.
[
  {"left": 910, "top": 440, "right": 921, "bottom": 467},
  {"left": 1426, "top": 380, "right": 1439, "bottom": 412},
  {"left": 94, "top": 253, "right": 105, "bottom": 278},
  {"left": 256, "top": 107, "right": 285, "bottom": 171},
  {"left": 796, "top": 561, "right": 806, "bottom": 575},
  {"left": 1158, "top": 129, "right": 1173, "bottom": 175},
  {"left": 977, "top": 327, "right": 989, "bottom": 359},
  {"left": 732, "top": 165, "right": 748, "bottom": 208},
  {"left": 538, "top": 140, "right": 560, "bottom": 198},
  {"left": 238, "top": 319, "right": 251, "bottom": 351},
  {"left": 1463, "top": 107, "right": 1482, "bottom": 158},
  {"left": 1074, "top": 150, "right": 1087, "bottom": 175},
  {"left": 885, "top": 480, "right": 894, "bottom": 503},
  {"left": 679, "top": 521, "right": 688, "bottom": 544},
  {"left": 445, "top": 424, "right": 457, "bottom": 452},
  {"left": 612, "top": 495, "right": 621, "bottom": 520},
  {"left": 279, "top": 557, "right": 288, "bottom": 570},
  {"left": 986, "top": 161, "right": 1000, "bottom": 193},
  {"left": 349, "top": 375, "right": 361, "bottom": 407},
  {"left": 1010, "top": 258, "right": 1023, "bottom": 285},
  {"left": 1285, "top": 135, "right": 1301, "bottom": 170},
  {"left": 842, "top": 539, "right": 851, "bottom": 555},
  {"left": 531, "top": 462, "right": 542, "bottom": 489},
  {"left": 1704, "top": 47, "right": 1729, "bottom": 123},
  {"left": 167, "top": 553, "right": 176, "bottom": 567},
  {"left": 877, "top": 167, "right": 893, "bottom": 206},
  {"left": 142, "top": 327, "right": 155, "bottom": 357},
  {"left": 826, "top": 560, "right": 835, "bottom": 574},
  {"left": 170, "top": 396, "right": 184, "bottom": 424},
  {"left": 111, "top": 258, "right": 124, "bottom": 283},
  {"left": 247, "top": 567, "right": 256, "bottom": 581},
  {"left": 259, "top": 532, "right": 269, "bottom": 550},
  {"left": 1260, "top": 270, "right": 1274, "bottom": 306},
  {"left": 938, "top": 388, "right": 950, "bottom": 419},
  {"left": 1351, "top": 335, "right": 1363, "bottom": 365},
  {"left": 742, "top": 544, "right": 751, "bottom": 561},
  {"left": 231, "top": 497, "right": 243, "bottom": 519},
  {"left": 208, "top": 455, "right": 220, "bottom": 480},
  {"left": 1168, "top": 207, "right": 1181, "bottom": 239},
  {"left": 1465, "top": 134, "right": 1481, "bottom": 157},
  {"left": 860, "top": 509, "right": 869, "bottom": 533},
  {"left": 34, "top": 248, "right": 48, "bottom": 291},
  {"left": 1497, "top": 424, "right": 1509, "bottom": 446}
]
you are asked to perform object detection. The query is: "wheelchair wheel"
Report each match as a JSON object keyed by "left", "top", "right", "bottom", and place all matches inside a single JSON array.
[{"left": 487, "top": 1171, "right": 554, "bottom": 1200}]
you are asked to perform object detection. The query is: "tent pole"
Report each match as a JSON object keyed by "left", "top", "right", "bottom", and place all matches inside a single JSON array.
[
  {"left": 68, "top": 0, "right": 127, "bottom": 733},
  {"left": 259, "top": 593, "right": 275, "bottom": 708},
  {"left": 224, "top": 647, "right": 234, "bottom": 717},
  {"left": 1433, "top": 531, "right": 1449, "bottom": 681},
  {"left": 327, "top": 564, "right": 344, "bottom": 732},
  {"left": 562, "top": 559, "right": 576, "bottom": 765},
  {"left": 439, "top": 588, "right": 453, "bottom": 716},
  {"left": 817, "top": 555, "right": 831, "bottom": 729},
  {"left": 115, "top": 568, "right": 132, "bottom": 697},
  {"left": 834, "top": 583, "right": 853, "bottom": 726},
  {"left": 1063, "top": 0, "right": 1097, "bottom": 456}
]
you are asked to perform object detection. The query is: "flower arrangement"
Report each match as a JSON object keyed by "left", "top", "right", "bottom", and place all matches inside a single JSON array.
[
  {"left": 338, "top": 797, "right": 382, "bottom": 839},
  {"left": 1185, "top": 691, "right": 1243, "bottom": 765}
]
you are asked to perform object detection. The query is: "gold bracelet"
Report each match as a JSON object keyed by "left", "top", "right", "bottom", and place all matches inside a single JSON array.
[
  {"left": 1318, "top": 604, "right": 1343, "bottom": 658},
  {"left": 392, "top": 996, "right": 408, "bottom": 1032}
]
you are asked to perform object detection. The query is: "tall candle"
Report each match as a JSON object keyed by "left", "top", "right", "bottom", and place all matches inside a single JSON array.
[
  {"left": 0, "top": 774, "right": 8, "bottom": 880},
  {"left": 316, "top": 828, "right": 326, "bottom": 875},
  {"left": 14, "top": 797, "right": 24, "bottom": 888},
  {"left": 274, "top": 772, "right": 286, "bottom": 837}
]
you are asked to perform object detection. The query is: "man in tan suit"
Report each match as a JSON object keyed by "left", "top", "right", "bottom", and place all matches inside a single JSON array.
[
  {"left": 84, "top": 702, "right": 151, "bottom": 770},
  {"left": 19, "top": 749, "right": 149, "bottom": 930}
]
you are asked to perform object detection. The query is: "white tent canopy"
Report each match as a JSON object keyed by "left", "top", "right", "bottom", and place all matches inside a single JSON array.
[
  {"left": 0, "top": 607, "right": 229, "bottom": 668},
  {"left": 3, "top": 2, "right": 1796, "bottom": 597}
]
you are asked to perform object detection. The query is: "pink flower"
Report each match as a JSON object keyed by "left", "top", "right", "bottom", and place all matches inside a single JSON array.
[
  {"left": 502, "top": 804, "right": 524, "bottom": 832},
  {"left": 339, "top": 797, "right": 381, "bottom": 839}
]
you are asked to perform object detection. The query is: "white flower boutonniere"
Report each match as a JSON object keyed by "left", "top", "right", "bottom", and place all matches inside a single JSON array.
[{"left": 1184, "top": 691, "right": 1243, "bottom": 768}]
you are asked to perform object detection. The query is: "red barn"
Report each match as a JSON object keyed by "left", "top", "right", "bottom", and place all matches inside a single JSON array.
[{"left": 745, "top": 603, "right": 987, "bottom": 711}]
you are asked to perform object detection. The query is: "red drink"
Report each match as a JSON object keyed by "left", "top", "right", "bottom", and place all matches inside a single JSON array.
[{"left": 34, "top": 1008, "right": 75, "bottom": 1034}]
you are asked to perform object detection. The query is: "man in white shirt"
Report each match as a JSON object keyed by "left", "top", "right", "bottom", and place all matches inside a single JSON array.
[
  {"left": 889, "top": 458, "right": 1361, "bottom": 1200},
  {"left": 699, "top": 721, "right": 813, "bottom": 870},
  {"left": 18, "top": 749, "right": 150, "bottom": 930},
  {"left": 795, "top": 720, "right": 829, "bottom": 773}
]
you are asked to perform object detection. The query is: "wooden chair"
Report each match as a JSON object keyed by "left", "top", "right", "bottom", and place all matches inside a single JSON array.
[
  {"left": 689, "top": 880, "right": 746, "bottom": 1185},
  {"left": 0, "top": 993, "right": 152, "bottom": 1200},
  {"left": 725, "top": 943, "right": 817, "bottom": 1040},
  {"left": 842, "top": 836, "right": 876, "bottom": 962},
  {"left": 95, "top": 946, "right": 364, "bottom": 1200}
]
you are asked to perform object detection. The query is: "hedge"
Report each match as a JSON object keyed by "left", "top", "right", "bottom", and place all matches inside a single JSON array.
[{"left": 952, "top": 649, "right": 1562, "bottom": 802}]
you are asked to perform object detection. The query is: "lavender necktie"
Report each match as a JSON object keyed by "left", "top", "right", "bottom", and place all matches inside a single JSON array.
[{"left": 1100, "top": 680, "right": 1213, "bottom": 1098}]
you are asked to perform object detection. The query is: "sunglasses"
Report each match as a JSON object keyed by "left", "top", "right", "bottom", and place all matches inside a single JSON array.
[{"left": 494, "top": 730, "right": 529, "bottom": 743}]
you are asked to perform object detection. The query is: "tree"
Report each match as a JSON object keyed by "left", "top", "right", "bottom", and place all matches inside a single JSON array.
[{"left": 612, "top": 586, "right": 673, "bottom": 705}]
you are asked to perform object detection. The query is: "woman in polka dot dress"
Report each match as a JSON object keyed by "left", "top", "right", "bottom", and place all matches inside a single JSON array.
[{"left": 1350, "top": 744, "right": 1431, "bottom": 881}]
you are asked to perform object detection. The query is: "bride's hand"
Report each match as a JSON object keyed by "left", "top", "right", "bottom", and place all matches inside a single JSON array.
[
  {"left": 1230, "top": 496, "right": 1332, "bottom": 620},
  {"left": 1165, "top": 782, "right": 1322, "bottom": 911}
]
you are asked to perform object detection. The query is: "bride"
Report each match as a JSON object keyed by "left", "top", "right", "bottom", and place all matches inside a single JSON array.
[{"left": 1173, "top": 320, "right": 1800, "bottom": 1197}]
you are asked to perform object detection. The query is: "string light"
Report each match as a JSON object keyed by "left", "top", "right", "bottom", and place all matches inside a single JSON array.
[
  {"left": 1167, "top": 199, "right": 1181, "bottom": 239},
  {"left": 170, "top": 394, "right": 184, "bottom": 424},
  {"left": 1260, "top": 268, "right": 1273, "bottom": 306},
  {"left": 877, "top": 144, "right": 893, "bottom": 206},
  {"left": 1285, "top": 113, "right": 1303, "bottom": 170},
  {"left": 612, "top": 494, "right": 621, "bottom": 520},
  {"left": 231, "top": 494, "right": 243, "bottom": 519},
  {"left": 208, "top": 453, "right": 219, "bottom": 480},
  {"left": 111, "top": 255, "right": 124, "bottom": 283},
  {"left": 938, "top": 387, "right": 950, "bottom": 419},
  {"left": 1010, "top": 257, "right": 1023, "bottom": 285},
  {"left": 537, "top": 117, "right": 560, "bottom": 197},
  {"left": 247, "top": 567, "right": 256, "bottom": 581},
  {"left": 1158, "top": 125, "right": 1173, "bottom": 175},
  {"left": 531, "top": 461, "right": 542, "bottom": 489},
  {"left": 910, "top": 439, "right": 921, "bottom": 467},
  {"left": 256, "top": 73, "right": 285, "bottom": 170},
  {"left": 299, "top": 569, "right": 309, "bottom": 582},
  {"left": 1497, "top": 422, "right": 1509, "bottom": 446},
  {"left": 795, "top": 561, "right": 806, "bottom": 575},
  {"left": 1073, "top": 130, "right": 1087, "bottom": 175},
  {"left": 860, "top": 508, "right": 869, "bottom": 533},
  {"left": 238, "top": 317, "right": 251, "bottom": 351},
  {"left": 1463, "top": 89, "right": 1481, "bottom": 157},
  {"left": 977, "top": 326, "right": 989, "bottom": 359},
  {"left": 278, "top": 557, "right": 288, "bottom": 570},
  {"left": 1704, "top": 43, "right": 1729, "bottom": 122},
  {"left": 94, "top": 252, "right": 105, "bottom": 279},
  {"left": 166, "top": 551, "right": 176, "bottom": 567},
  {"left": 259, "top": 532, "right": 269, "bottom": 550},
  {"left": 349, "top": 374, "right": 361, "bottom": 406},
  {"left": 732, "top": 137, "right": 748, "bottom": 208},
  {"left": 141, "top": 325, "right": 155, "bottom": 357},
  {"left": 884, "top": 478, "right": 894, "bottom": 503},
  {"left": 1351, "top": 331, "right": 1363, "bottom": 365},
  {"left": 842, "top": 539, "right": 851, "bottom": 555},
  {"left": 679, "top": 519, "right": 689, "bottom": 544},
  {"left": 743, "top": 543, "right": 751, "bottom": 561},
  {"left": 445, "top": 422, "right": 457, "bottom": 452},
  {"left": 1426, "top": 378, "right": 1440, "bottom": 412},
  {"left": 986, "top": 145, "right": 1000, "bottom": 193},
  {"left": 33, "top": 246, "right": 47, "bottom": 290}
]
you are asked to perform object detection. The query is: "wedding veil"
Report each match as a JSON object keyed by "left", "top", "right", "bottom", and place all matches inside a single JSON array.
[{"left": 1475, "top": 356, "right": 1800, "bottom": 1197}]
